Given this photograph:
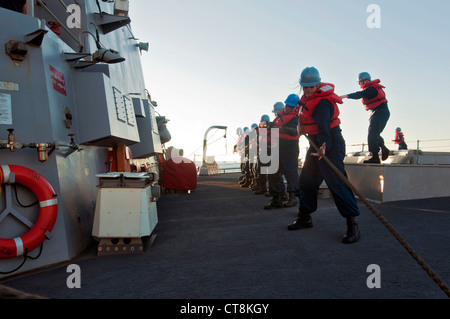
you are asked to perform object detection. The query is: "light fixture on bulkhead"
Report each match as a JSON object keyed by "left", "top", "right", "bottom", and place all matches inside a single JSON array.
[
  {"left": 92, "top": 48, "right": 125, "bottom": 64},
  {"left": 137, "top": 42, "right": 149, "bottom": 53}
]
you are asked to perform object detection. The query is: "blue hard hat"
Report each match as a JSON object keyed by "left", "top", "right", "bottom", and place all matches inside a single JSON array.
[
  {"left": 251, "top": 123, "right": 258, "bottom": 130},
  {"left": 284, "top": 93, "right": 300, "bottom": 107},
  {"left": 299, "top": 67, "right": 321, "bottom": 87},
  {"left": 272, "top": 102, "right": 284, "bottom": 113},
  {"left": 358, "top": 72, "right": 371, "bottom": 82},
  {"left": 260, "top": 114, "right": 270, "bottom": 123},
  {"left": 243, "top": 126, "right": 249, "bottom": 133},
  {"left": 396, "top": 127, "right": 401, "bottom": 131}
]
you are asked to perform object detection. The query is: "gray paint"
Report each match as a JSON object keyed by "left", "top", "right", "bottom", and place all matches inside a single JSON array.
[{"left": 0, "top": 2, "right": 162, "bottom": 278}]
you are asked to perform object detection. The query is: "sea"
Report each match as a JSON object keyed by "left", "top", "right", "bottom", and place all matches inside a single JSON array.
[{"left": 194, "top": 160, "right": 242, "bottom": 174}]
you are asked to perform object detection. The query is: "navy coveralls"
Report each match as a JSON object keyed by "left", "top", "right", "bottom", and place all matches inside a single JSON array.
[
  {"left": 348, "top": 87, "right": 390, "bottom": 157},
  {"left": 298, "top": 100, "right": 360, "bottom": 218},
  {"left": 268, "top": 115, "right": 299, "bottom": 197}
]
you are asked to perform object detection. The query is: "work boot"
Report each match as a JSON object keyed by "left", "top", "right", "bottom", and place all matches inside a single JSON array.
[
  {"left": 287, "top": 212, "right": 313, "bottom": 230},
  {"left": 342, "top": 216, "right": 360, "bottom": 244},
  {"left": 280, "top": 191, "right": 288, "bottom": 202},
  {"left": 264, "top": 196, "right": 283, "bottom": 210},
  {"left": 284, "top": 192, "right": 298, "bottom": 207},
  {"left": 381, "top": 146, "right": 390, "bottom": 161},
  {"left": 240, "top": 178, "right": 250, "bottom": 188},
  {"left": 363, "top": 156, "right": 380, "bottom": 164}
]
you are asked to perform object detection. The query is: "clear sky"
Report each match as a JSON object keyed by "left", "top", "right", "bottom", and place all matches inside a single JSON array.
[{"left": 128, "top": 0, "right": 450, "bottom": 161}]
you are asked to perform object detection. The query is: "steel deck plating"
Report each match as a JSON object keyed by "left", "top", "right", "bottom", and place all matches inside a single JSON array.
[{"left": 2, "top": 173, "right": 450, "bottom": 299}]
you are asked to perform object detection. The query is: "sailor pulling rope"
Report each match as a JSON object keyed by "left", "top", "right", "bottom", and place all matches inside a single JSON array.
[{"left": 303, "top": 132, "right": 450, "bottom": 298}]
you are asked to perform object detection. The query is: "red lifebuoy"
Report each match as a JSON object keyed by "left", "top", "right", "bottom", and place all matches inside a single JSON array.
[{"left": 0, "top": 165, "right": 58, "bottom": 259}]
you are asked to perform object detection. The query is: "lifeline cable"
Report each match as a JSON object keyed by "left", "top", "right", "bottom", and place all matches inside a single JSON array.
[{"left": 303, "top": 133, "right": 450, "bottom": 298}]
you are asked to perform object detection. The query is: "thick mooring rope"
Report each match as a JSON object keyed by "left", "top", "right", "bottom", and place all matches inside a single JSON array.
[
  {"left": 303, "top": 134, "right": 450, "bottom": 298},
  {"left": 0, "top": 284, "right": 45, "bottom": 299}
]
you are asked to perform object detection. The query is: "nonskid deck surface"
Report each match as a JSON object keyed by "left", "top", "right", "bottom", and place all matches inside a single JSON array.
[{"left": 2, "top": 173, "right": 450, "bottom": 299}]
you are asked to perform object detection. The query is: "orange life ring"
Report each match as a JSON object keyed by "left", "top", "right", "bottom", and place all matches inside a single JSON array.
[{"left": 0, "top": 165, "right": 58, "bottom": 259}]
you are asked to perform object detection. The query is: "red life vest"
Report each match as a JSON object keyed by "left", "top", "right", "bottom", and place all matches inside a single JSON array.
[
  {"left": 394, "top": 131, "right": 404, "bottom": 144},
  {"left": 362, "top": 79, "right": 388, "bottom": 111},
  {"left": 249, "top": 129, "right": 257, "bottom": 151},
  {"left": 299, "top": 83, "right": 342, "bottom": 135},
  {"left": 257, "top": 126, "right": 271, "bottom": 153},
  {"left": 235, "top": 134, "right": 247, "bottom": 155},
  {"left": 272, "top": 109, "right": 300, "bottom": 140},
  {"left": 258, "top": 123, "right": 270, "bottom": 145}
]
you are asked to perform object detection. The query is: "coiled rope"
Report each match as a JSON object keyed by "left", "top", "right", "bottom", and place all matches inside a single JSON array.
[{"left": 303, "top": 133, "right": 450, "bottom": 298}]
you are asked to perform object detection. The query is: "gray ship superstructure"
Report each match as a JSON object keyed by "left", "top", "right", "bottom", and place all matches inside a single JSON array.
[{"left": 0, "top": 1, "right": 164, "bottom": 278}]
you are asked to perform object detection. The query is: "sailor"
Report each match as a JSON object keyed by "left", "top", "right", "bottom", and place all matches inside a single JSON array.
[
  {"left": 265, "top": 102, "right": 288, "bottom": 199},
  {"left": 393, "top": 127, "right": 408, "bottom": 150},
  {"left": 249, "top": 123, "right": 259, "bottom": 190},
  {"left": 239, "top": 127, "right": 251, "bottom": 188},
  {"left": 254, "top": 114, "right": 271, "bottom": 195},
  {"left": 264, "top": 94, "right": 300, "bottom": 209},
  {"left": 288, "top": 66, "right": 360, "bottom": 244},
  {"left": 234, "top": 127, "right": 246, "bottom": 183},
  {"left": 340, "top": 72, "right": 390, "bottom": 163}
]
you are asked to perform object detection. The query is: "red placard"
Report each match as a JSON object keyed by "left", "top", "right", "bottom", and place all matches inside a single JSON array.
[{"left": 49, "top": 65, "right": 66, "bottom": 96}]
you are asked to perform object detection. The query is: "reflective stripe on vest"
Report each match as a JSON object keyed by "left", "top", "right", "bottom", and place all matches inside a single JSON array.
[{"left": 299, "top": 83, "right": 342, "bottom": 135}]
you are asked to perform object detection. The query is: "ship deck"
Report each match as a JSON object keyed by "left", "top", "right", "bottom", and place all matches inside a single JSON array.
[{"left": 2, "top": 172, "right": 450, "bottom": 302}]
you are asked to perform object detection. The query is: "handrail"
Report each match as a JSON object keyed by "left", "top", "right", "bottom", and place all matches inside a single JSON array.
[
  {"left": 201, "top": 126, "right": 227, "bottom": 165},
  {"left": 33, "top": 0, "right": 83, "bottom": 48},
  {"left": 198, "top": 126, "right": 227, "bottom": 176}
]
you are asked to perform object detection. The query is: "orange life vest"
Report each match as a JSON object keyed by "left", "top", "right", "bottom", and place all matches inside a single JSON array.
[
  {"left": 272, "top": 110, "right": 300, "bottom": 140},
  {"left": 236, "top": 135, "right": 245, "bottom": 154},
  {"left": 394, "top": 131, "right": 404, "bottom": 144},
  {"left": 258, "top": 124, "right": 270, "bottom": 149},
  {"left": 299, "top": 83, "right": 342, "bottom": 135},
  {"left": 362, "top": 79, "right": 388, "bottom": 111}
]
